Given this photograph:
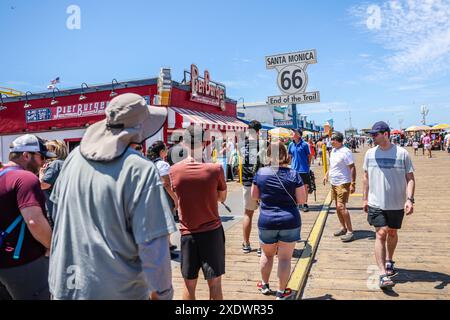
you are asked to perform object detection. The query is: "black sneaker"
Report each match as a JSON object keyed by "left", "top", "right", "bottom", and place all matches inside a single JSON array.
[
  {"left": 386, "top": 260, "right": 398, "bottom": 277},
  {"left": 302, "top": 204, "right": 310, "bottom": 212},
  {"left": 242, "top": 243, "right": 252, "bottom": 254}
]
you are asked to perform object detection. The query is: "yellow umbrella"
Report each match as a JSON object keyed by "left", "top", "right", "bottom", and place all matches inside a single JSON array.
[
  {"left": 432, "top": 123, "right": 450, "bottom": 130},
  {"left": 405, "top": 126, "right": 417, "bottom": 132},
  {"left": 269, "top": 127, "right": 294, "bottom": 138}
]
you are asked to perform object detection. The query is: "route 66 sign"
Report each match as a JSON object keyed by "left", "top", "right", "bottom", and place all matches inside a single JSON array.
[
  {"left": 276, "top": 64, "right": 308, "bottom": 95},
  {"left": 266, "top": 49, "right": 320, "bottom": 105}
]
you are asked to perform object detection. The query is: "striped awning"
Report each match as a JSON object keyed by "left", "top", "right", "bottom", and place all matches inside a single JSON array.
[{"left": 169, "top": 107, "right": 247, "bottom": 131}]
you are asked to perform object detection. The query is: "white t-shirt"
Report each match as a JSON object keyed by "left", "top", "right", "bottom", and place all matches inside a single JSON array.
[
  {"left": 363, "top": 145, "right": 414, "bottom": 210},
  {"left": 329, "top": 146, "right": 354, "bottom": 186},
  {"left": 156, "top": 160, "right": 170, "bottom": 177}
]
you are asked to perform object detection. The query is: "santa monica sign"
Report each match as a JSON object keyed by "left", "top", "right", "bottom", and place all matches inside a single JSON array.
[{"left": 266, "top": 49, "right": 320, "bottom": 106}]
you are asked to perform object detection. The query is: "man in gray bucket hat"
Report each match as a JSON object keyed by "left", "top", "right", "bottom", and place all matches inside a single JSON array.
[{"left": 48, "top": 93, "right": 177, "bottom": 300}]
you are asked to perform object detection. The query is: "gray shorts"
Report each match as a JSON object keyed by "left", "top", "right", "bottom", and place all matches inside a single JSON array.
[
  {"left": 243, "top": 185, "right": 259, "bottom": 211},
  {"left": 0, "top": 256, "right": 50, "bottom": 300}
]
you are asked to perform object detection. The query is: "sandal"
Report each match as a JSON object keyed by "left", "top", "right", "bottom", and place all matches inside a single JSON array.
[{"left": 379, "top": 275, "right": 395, "bottom": 290}]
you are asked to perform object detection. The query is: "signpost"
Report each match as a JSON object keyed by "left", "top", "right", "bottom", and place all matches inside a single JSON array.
[{"left": 266, "top": 49, "right": 320, "bottom": 129}]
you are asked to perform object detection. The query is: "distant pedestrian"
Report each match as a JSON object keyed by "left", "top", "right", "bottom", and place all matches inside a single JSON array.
[
  {"left": 0, "top": 134, "right": 54, "bottom": 300},
  {"left": 252, "top": 141, "right": 306, "bottom": 300},
  {"left": 323, "top": 132, "right": 356, "bottom": 242},
  {"left": 422, "top": 133, "right": 432, "bottom": 158},
  {"left": 363, "top": 121, "right": 415, "bottom": 290},
  {"left": 308, "top": 138, "right": 316, "bottom": 165},
  {"left": 49, "top": 93, "right": 176, "bottom": 300},
  {"left": 412, "top": 140, "right": 419, "bottom": 156},
  {"left": 169, "top": 126, "right": 227, "bottom": 300},
  {"left": 316, "top": 138, "right": 324, "bottom": 166}
]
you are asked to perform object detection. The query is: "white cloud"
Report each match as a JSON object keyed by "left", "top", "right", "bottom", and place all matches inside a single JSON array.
[{"left": 350, "top": 0, "right": 450, "bottom": 78}]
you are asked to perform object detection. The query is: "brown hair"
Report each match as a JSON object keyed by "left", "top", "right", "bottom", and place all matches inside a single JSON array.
[
  {"left": 45, "top": 140, "right": 68, "bottom": 160},
  {"left": 267, "top": 141, "right": 289, "bottom": 166}
]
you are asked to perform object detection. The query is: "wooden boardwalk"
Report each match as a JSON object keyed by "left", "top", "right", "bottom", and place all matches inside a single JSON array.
[
  {"left": 172, "top": 160, "right": 330, "bottom": 300},
  {"left": 302, "top": 146, "right": 450, "bottom": 300}
]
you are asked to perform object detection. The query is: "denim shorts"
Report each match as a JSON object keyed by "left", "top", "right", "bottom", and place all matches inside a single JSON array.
[{"left": 259, "top": 227, "right": 301, "bottom": 244}]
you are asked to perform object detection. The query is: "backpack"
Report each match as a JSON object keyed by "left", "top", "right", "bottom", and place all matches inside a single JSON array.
[{"left": 0, "top": 167, "right": 26, "bottom": 260}]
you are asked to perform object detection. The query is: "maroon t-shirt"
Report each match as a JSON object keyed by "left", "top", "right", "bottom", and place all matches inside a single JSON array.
[
  {"left": 170, "top": 160, "right": 227, "bottom": 235},
  {"left": 0, "top": 166, "right": 47, "bottom": 268}
]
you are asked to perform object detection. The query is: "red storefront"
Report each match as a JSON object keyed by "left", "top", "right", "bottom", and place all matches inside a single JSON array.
[{"left": 0, "top": 65, "right": 247, "bottom": 163}]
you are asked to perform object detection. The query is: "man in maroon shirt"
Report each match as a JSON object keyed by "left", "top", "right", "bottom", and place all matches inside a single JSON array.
[
  {"left": 170, "top": 126, "right": 227, "bottom": 300},
  {"left": 0, "top": 134, "right": 54, "bottom": 299}
]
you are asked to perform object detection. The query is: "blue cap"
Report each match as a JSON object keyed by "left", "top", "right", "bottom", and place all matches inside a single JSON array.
[{"left": 368, "top": 121, "right": 390, "bottom": 134}]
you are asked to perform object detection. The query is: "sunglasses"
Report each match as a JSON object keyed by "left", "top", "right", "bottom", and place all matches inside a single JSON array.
[{"left": 371, "top": 131, "right": 385, "bottom": 137}]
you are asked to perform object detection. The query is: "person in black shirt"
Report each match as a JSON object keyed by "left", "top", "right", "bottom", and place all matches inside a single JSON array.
[{"left": 240, "top": 120, "right": 264, "bottom": 255}]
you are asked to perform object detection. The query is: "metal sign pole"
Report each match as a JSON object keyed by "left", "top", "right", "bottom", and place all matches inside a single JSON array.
[{"left": 292, "top": 104, "right": 298, "bottom": 129}]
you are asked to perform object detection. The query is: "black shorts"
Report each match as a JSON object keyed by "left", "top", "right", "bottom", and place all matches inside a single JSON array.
[
  {"left": 368, "top": 206, "right": 405, "bottom": 229},
  {"left": 181, "top": 226, "right": 225, "bottom": 280},
  {"left": 299, "top": 172, "right": 311, "bottom": 186}
]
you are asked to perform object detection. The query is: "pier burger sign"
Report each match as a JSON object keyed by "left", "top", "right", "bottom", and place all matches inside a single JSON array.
[
  {"left": 190, "top": 64, "right": 226, "bottom": 111},
  {"left": 265, "top": 49, "right": 320, "bottom": 106}
]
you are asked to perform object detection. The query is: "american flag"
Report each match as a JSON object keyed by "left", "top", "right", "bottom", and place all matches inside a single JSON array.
[{"left": 47, "top": 77, "right": 60, "bottom": 90}]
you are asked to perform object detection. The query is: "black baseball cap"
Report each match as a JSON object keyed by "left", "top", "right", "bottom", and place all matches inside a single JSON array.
[{"left": 368, "top": 121, "right": 390, "bottom": 134}]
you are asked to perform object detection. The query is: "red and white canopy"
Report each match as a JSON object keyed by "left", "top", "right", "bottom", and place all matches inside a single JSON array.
[{"left": 168, "top": 107, "right": 247, "bottom": 131}]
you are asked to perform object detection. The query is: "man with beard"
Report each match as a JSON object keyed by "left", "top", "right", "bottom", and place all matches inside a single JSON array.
[{"left": 0, "top": 134, "right": 54, "bottom": 299}]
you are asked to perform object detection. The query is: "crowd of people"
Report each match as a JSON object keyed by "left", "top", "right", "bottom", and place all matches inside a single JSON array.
[{"left": 0, "top": 93, "right": 419, "bottom": 300}]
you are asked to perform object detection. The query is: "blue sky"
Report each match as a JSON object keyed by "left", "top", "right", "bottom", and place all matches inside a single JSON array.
[{"left": 1, "top": 0, "right": 449, "bottom": 131}]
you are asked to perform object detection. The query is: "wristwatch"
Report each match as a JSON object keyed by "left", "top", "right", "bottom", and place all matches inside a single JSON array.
[{"left": 407, "top": 197, "right": 415, "bottom": 204}]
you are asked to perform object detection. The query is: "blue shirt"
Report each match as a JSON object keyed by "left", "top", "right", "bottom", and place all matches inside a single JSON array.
[
  {"left": 253, "top": 167, "right": 303, "bottom": 230},
  {"left": 288, "top": 140, "right": 311, "bottom": 173}
]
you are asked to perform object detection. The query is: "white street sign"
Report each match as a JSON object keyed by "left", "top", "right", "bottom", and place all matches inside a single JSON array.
[
  {"left": 267, "top": 91, "right": 320, "bottom": 106},
  {"left": 266, "top": 49, "right": 317, "bottom": 69},
  {"left": 266, "top": 49, "right": 320, "bottom": 107}
]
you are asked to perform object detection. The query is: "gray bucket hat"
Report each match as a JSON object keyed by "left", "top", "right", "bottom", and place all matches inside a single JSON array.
[{"left": 80, "top": 93, "right": 167, "bottom": 161}]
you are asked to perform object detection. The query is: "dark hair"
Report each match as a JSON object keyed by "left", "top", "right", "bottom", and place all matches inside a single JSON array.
[
  {"left": 147, "top": 141, "right": 166, "bottom": 161},
  {"left": 248, "top": 120, "right": 262, "bottom": 132},
  {"left": 293, "top": 128, "right": 303, "bottom": 136},
  {"left": 331, "top": 132, "right": 344, "bottom": 143}
]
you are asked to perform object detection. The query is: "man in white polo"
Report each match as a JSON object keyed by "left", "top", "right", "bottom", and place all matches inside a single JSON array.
[{"left": 323, "top": 132, "right": 356, "bottom": 242}]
